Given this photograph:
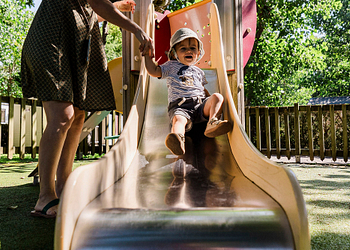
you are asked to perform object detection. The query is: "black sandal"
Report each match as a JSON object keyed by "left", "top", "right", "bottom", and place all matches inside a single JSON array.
[{"left": 30, "top": 199, "right": 59, "bottom": 218}]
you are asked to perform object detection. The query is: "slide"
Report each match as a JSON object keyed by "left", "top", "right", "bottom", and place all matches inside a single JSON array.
[{"left": 54, "top": 2, "right": 310, "bottom": 250}]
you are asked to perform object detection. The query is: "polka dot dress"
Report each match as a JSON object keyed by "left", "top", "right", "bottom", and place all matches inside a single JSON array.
[{"left": 21, "top": 0, "right": 116, "bottom": 111}]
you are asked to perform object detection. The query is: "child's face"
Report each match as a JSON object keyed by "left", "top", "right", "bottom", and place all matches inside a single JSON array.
[{"left": 174, "top": 38, "right": 200, "bottom": 66}]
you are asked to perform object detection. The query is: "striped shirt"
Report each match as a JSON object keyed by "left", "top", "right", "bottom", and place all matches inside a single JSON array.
[{"left": 160, "top": 60, "right": 208, "bottom": 103}]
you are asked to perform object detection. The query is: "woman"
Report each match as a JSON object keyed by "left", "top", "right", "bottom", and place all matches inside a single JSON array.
[{"left": 22, "top": 0, "right": 153, "bottom": 218}]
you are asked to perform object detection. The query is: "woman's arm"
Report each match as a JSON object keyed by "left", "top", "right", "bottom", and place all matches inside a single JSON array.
[{"left": 88, "top": 0, "right": 153, "bottom": 56}]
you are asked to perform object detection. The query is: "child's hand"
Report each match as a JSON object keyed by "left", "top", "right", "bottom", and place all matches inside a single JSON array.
[
  {"left": 117, "top": 0, "right": 136, "bottom": 14},
  {"left": 144, "top": 47, "right": 155, "bottom": 58},
  {"left": 139, "top": 39, "right": 154, "bottom": 58},
  {"left": 140, "top": 38, "right": 155, "bottom": 58}
]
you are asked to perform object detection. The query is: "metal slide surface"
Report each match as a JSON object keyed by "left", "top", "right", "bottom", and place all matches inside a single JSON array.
[
  {"left": 69, "top": 70, "right": 294, "bottom": 249},
  {"left": 55, "top": 3, "right": 309, "bottom": 249}
]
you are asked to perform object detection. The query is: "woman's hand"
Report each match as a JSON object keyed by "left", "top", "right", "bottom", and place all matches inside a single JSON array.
[
  {"left": 116, "top": 0, "right": 136, "bottom": 14},
  {"left": 136, "top": 30, "right": 154, "bottom": 58}
]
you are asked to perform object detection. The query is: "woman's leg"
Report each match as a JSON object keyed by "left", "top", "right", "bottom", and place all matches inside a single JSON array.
[
  {"left": 55, "top": 107, "right": 85, "bottom": 198},
  {"left": 34, "top": 101, "right": 77, "bottom": 215}
]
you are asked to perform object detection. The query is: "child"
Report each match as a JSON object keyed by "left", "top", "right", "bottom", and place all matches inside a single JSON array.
[{"left": 144, "top": 28, "right": 232, "bottom": 155}]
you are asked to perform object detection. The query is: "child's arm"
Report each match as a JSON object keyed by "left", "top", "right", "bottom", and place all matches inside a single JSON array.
[
  {"left": 204, "top": 88, "right": 210, "bottom": 97},
  {"left": 202, "top": 73, "right": 210, "bottom": 97},
  {"left": 144, "top": 55, "right": 162, "bottom": 78}
]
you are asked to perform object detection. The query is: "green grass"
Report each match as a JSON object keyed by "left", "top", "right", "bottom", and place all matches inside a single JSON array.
[
  {"left": 1, "top": 155, "right": 349, "bottom": 249},
  {"left": 288, "top": 164, "right": 350, "bottom": 249},
  {"left": 1, "top": 164, "right": 54, "bottom": 250},
  {"left": 0, "top": 155, "right": 99, "bottom": 250},
  {"left": 0, "top": 153, "right": 103, "bottom": 164}
]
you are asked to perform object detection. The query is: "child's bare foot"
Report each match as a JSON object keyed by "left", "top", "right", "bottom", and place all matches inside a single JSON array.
[
  {"left": 204, "top": 118, "right": 232, "bottom": 138},
  {"left": 165, "top": 133, "right": 185, "bottom": 155}
]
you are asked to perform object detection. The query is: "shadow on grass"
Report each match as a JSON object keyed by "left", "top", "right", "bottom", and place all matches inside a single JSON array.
[
  {"left": 0, "top": 155, "right": 38, "bottom": 164},
  {"left": 0, "top": 159, "right": 98, "bottom": 249},
  {"left": 0, "top": 164, "right": 37, "bottom": 174},
  {"left": 289, "top": 165, "right": 350, "bottom": 249},
  {"left": 0, "top": 183, "right": 55, "bottom": 250},
  {"left": 299, "top": 179, "right": 350, "bottom": 191},
  {"left": 294, "top": 165, "right": 350, "bottom": 192},
  {"left": 308, "top": 200, "right": 350, "bottom": 210},
  {"left": 0, "top": 158, "right": 99, "bottom": 175},
  {"left": 312, "top": 232, "right": 350, "bottom": 249}
]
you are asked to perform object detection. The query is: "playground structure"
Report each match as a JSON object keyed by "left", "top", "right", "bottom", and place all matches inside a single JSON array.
[{"left": 54, "top": 1, "right": 310, "bottom": 249}]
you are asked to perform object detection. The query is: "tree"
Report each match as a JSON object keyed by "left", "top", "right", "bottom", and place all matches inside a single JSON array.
[
  {"left": 104, "top": 24, "right": 123, "bottom": 62},
  {"left": 165, "top": 0, "right": 197, "bottom": 11},
  {"left": 305, "top": 0, "right": 350, "bottom": 97},
  {"left": 244, "top": 0, "right": 347, "bottom": 106},
  {"left": 152, "top": 0, "right": 200, "bottom": 12},
  {"left": 0, "top": 0, "right": 34, "bottom": 97}
]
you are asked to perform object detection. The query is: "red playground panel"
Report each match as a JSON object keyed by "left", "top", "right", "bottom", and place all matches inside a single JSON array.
[{"left": 153, "top": 0, "right": 257, "bottom": 69}]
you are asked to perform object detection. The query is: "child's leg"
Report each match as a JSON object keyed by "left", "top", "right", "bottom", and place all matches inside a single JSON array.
[
  {"left": 202, "top": 93, "right": 232, "bottom": 138},
  {"left": 203, "top": 93, "right": 224, "bottom": 119},
  {"left": 165, "top": 114, "right": 188, "bottom": 155},
  {"left": 171, "top": 115, "right": 187, "bottom": 134}
]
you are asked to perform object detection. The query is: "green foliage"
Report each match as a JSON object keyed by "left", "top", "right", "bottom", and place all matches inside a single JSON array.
[
  {"left": 306, "top": 0, "right": 350, "bottom": 97},
  {"left": 245, "top": 0, "right": 349, "bottom": 107},
  {"left": 165, "top": 0, "right": 197, "bottom": 11},
  {"left": 104, "top": 23, "right": 123, "bottom": 62},
  {"left": 0, "top": 0, "right": 33, "bottom": 97},
  {"left": 2, "top": 0, "right": 347, "bottom": 105}
]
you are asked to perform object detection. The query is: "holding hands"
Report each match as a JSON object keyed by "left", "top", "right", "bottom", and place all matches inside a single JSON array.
[
  {"left": 116, "top": 0, "right": 154, "bottom": 58},
  {"left": 89, "top": 0, "right": 154, "bottom": 59},
  {"left": 139, "top": 36, "right": 154, "bottom": 58}
]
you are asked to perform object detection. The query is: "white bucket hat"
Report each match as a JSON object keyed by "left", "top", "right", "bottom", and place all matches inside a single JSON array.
[{"left": 168, "top": 28, "right": 205, "bottom": 63}]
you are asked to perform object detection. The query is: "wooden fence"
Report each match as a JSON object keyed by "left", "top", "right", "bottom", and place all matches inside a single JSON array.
[
  {"left": 245, "top": 103, "right": 350, "bottom": 162},
  {"left": 2, "top": 96, "right": 349, "bottom": 163},
  {"left": 0, "top": 96, "right": 122, "bottom": 160}
]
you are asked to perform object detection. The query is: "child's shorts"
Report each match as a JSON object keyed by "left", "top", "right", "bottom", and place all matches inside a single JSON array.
[{"left": 168, "top": 96, "right": 209, "bottom": 132}]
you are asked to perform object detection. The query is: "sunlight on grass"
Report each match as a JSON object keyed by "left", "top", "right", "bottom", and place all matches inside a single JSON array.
[
  {"left": 288, "top": 164, "right": 350, "bottom": 249},
  {"left": 1, "top": 157, "right": 349, "bottom": 249},
  {"left": 0, "top": 154, "right": 101, "bottom": 187},
  {"left": 0, "top": 156, "right": 98, "bottom": 249}
]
